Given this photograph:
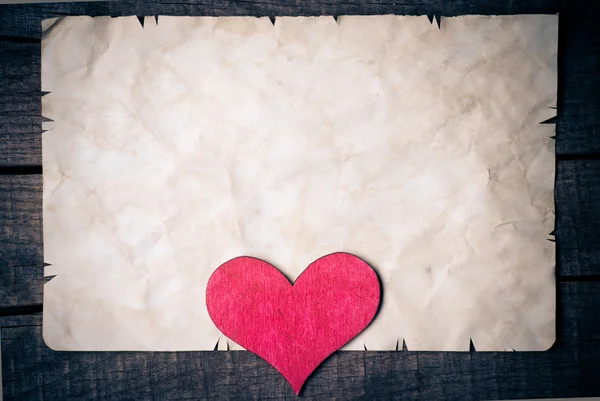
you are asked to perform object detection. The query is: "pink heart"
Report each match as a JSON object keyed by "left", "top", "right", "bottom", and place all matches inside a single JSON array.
[{"left": 206, "top": 252, "right": 380, "bottom": 394}]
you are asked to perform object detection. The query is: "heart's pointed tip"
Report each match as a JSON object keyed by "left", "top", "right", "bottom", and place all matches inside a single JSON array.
[
  {"left": 287, "top": 376, "right": 307, "bottom": 396},
  {"left": 292, "top": 383, "right": 304, "bottom": 396}
]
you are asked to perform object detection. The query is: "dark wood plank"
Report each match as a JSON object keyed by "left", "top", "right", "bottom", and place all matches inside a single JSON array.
[
  {"left": 1, "top": 0, "right": 600, "bottom": 160},
  {"left": 0, "top": 175, "right": 42, "bottom": 309},
  {"left": 0, "top": 41, "right": 39, "bottom": 92},
  {"left": 555, "top": 0, "right": 600, "bottom": 156},
  {"left": 560, "top": 281, "right": 600, "bottom": 344},
  {"left": 363, "top": 344, "right": 600, "bottom": 400},
  {"left": 0, "top": 93, "right": 40, "bottom": 116},
  {"left": 0, "top": 117, "right": 42, "bottom": 167},
  {"left": 556, "top": 159, "right": 600, "bottom": 276},
  {"left": 2, "top": 282, "right": 599, "bottom": 400},
  {"left": 0, "top": 41, "right": 42, "bottom": 167},
  {"left": 0, "top": 93, "right": 43, "bottom": 167}
]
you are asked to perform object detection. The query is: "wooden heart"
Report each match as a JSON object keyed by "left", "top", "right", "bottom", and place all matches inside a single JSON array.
[{"left": 206, "top": 252, "right": 380, "bottom": 394}]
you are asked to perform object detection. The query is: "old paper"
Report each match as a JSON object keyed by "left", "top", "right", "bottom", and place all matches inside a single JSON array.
[{"left": 42, "top": 15, "right": 557, "bottom": 351}]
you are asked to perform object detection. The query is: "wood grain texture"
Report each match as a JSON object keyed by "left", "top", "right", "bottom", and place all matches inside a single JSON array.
[
  {"left": 559, "top": 281, "right": 600, "bottom": 344},
  {"left": 556, "top": 160, "right": 600, "bottom": 277},
  {"left": 0, "top": 175, "right": 42, "bottom": 308},
  {"left": 1, "top": 282, "right": 599, "bottom": 400},
  {"left": 0, "top": 0, "right": 599, "bottom": 162},
  {"left": 1, "top": 1, "right": 600, "bottom": 399},
  {"left": 0, "top": 42, "right": 42, "bottom": 167},
  {"left": 0, "top": 159, "right": 596, "bottom": 308}
]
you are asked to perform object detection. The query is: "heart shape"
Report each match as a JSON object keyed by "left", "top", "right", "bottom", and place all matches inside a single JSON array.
[{"left": 206, "top": 252, "right": 380, "bottom": 394}]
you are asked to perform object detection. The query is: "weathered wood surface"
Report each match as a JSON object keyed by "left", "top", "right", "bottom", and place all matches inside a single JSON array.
[
  {"left": 2, "top": 282, "right": 599, "bottom": 400},
  {"left": 0, "top": 42, "right": 42, "bottom": 167},
  {"left": 0, "top": 92, "right": 43, "bottom": 167},
  {"left": 0, "top": 175, "right": 42, "bottom": 309},
  {"left": 1, "top": 0, "right": 600, "bottom": 400},
  {"left": 556, "top": 160, "right": 600, "bottom": 277}
]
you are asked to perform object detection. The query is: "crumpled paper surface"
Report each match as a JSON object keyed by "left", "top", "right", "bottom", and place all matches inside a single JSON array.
[{"left": 42, "top": 15, "right": 557, "bottom": 351}]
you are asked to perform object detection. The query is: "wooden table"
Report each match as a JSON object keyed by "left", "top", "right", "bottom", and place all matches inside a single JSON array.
[{"left": 1, "top": 1, "right": 599, "bottom": 399}]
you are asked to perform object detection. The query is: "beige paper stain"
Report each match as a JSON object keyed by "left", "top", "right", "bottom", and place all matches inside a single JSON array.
[{"left": 42, "top": 15, "right": 557, "bottom": 351}]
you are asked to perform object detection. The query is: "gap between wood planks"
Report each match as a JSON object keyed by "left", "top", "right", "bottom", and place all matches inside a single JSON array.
[
  {"left": 0, "top": 303, "right": 42, "bottom": 316},
  {"left": 0, "top": 166, "right": 42, "bottom": 175},
  {"left": 556, "top": 153, "right": 600, "bottom": 161},
  {"left": 0, "top": 35, "right": 39, "bottom": 44}
]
